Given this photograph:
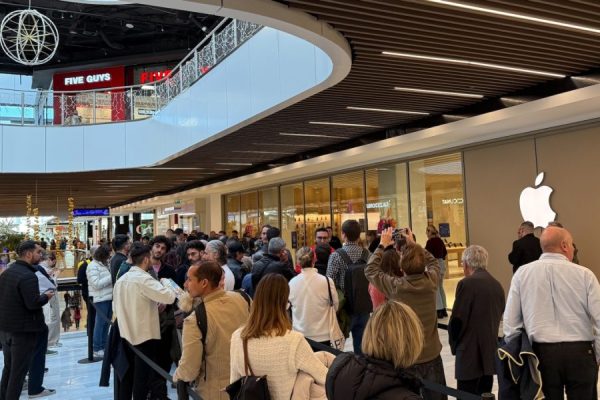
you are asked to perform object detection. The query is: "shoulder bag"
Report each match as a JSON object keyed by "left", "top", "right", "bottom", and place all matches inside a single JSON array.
[{"left": 225, "top": 338, "right": 271, "bottom": 400}]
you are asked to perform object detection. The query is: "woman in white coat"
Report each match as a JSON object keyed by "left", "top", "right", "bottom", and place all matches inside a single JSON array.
[{"left": 86, "top": 244, "right": 113, "bottom": 357}]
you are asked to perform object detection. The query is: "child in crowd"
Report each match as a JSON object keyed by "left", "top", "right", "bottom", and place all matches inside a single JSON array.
[
  {"left": 73, "top": 307, "right": 81, "bottom": 329},
  {"left": 61, "top": 307, "right": 72, "bottom": 332}
]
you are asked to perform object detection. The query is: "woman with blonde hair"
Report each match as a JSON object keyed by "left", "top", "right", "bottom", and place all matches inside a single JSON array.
[
  {"left": 230, "top": 273, "right": 328, "bottom": 400},
  {"left": 289, "top": 246, "right": 338, "bottom": 344},
  {"left": 326, "top": 300, "right": 424, "bottom": 399}
]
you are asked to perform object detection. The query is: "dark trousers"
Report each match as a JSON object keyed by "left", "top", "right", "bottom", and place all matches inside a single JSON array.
[
  {"left": 533, "top": 341, "right": 598, "bottom": 400},
  {"left": 118, "top": 339, "right": 164, "bottom": 400},
  {"left": 153, "top": 329, "right": 173, "bottom": 399},
  {"left": 406, "top": 355, "right": 447, "bottom": 400},
  {"left": 350, "top": 313, "right": 370, "bottom": 355},
  {"left": 457, "top": 375, "right": 493, "bottom": 396},
  {"left": 28, "top": 325, "right": 49, "bottom": 395},
  {"left": 0, "top": 331, "right": 37, "bottom": 400}
]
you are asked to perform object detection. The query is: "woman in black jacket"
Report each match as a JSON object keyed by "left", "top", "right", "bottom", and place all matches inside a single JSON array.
[{"left": 326, "top": 300, "right": 424, "bottom": 400}]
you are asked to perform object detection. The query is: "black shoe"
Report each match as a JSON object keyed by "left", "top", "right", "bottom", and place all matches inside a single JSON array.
[{"left": 437, "top": 310, "right": 445, "bottom": 319}]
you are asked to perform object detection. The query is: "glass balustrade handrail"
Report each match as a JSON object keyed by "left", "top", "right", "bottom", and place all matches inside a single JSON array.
[{"left": 0, "top": 18, "right": 262, "bottom": 126}]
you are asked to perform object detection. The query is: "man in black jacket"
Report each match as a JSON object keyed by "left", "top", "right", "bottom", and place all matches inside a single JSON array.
[
  {"left": 508, "top": 221, "right": 542, "bottom": 274},
  {"left": 226, "top": 240, "right": 245, "bottom": 289},
  {"left": 110, "top": 234, "right": 131, "bottom": 284},
  {"left": 0, "top": 240, "right": 54, "bottom": 400},
  {"left": 251, "top": 237, "right": 295, "bottom": 289}
]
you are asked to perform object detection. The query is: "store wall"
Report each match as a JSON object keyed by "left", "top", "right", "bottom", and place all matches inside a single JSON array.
[{"left": 464, "top": 123, "right": 600, "bottom": 293}]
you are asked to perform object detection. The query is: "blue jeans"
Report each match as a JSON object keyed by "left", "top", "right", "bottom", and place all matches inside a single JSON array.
[
  {"left": 350, "top": 313, "right": 370, "bottom": 355},
  {"left": 28, "top": 325, "right": 48, "bottom": 395},
  {"left": 93, "top": 300, "right": 112, "bottom": 352}
]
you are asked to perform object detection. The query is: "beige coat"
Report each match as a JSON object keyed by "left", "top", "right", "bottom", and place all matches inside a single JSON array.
[{"left": 173, "top": 290, "right": 250, "bottom": 400}]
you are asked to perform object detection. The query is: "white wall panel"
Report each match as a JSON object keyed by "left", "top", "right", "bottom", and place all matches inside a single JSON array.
[
  {"left": 2, "top": 125, "right": 45, "bottom": 172},
  {"left": 83, "top": 124, "right": 126, "bottom": 170},
  {"left": 225, "top": 44, "right": 252, "bottom": 127},
  {"left": 278, "top": 30, "right": 316, "bottom": 100},
  {"left": 205, "top": 66, "right": 229, "bottom": 137},
  {"left": 45, "top": 126, "right": 84, "bottom": 172},
  {"left": 248, "top": 28, "right": 281, "bottom": 115}
]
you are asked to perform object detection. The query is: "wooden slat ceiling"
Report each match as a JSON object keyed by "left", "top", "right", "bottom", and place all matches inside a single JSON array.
[{"left": 3, "top": 0, "right": 600, "bottom": 217}]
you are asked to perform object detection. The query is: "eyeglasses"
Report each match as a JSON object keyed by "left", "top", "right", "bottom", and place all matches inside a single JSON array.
[{"left": 316, "top": 236, "right": 328, "bottom": 241}]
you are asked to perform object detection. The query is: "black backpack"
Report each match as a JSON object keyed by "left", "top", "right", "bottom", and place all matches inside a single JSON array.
[
  {"left": 194, "top": 290, "right": 252, "bottom": 380},
  {"left": 338, "top": 248, "right": 372, "bottom": 315}
]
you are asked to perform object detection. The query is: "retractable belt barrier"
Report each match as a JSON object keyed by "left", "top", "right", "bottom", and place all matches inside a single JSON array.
[{"left": 89, "top": 301, "right": 202, "bottom": 400}]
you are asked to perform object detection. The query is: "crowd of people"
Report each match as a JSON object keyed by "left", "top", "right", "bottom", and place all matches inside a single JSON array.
[{"left": 0, "top": 219, "right": 598, "bottom": 400}]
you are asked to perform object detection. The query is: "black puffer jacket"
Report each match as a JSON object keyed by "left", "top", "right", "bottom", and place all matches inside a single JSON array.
[{"left": 326, "top": 352, "right": 423, "bottom": 400}]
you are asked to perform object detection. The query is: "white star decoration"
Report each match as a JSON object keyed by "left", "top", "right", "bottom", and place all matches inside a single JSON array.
[{"left": 0, "top": 9, "right": 58, "bottom": 66}]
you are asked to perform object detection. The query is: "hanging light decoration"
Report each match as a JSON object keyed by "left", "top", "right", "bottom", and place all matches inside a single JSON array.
[
  {"left": 25, "top": 195, "right": 32, "bottom": 239},
  {"left": 67, "top": 197, "right": 75, "bottom": 249},
  {"left": 0, "top": 4, "right": 59, "bottom": 66},
  {"left": 32, "top": 207, "right": 39, "bottom": 241}
]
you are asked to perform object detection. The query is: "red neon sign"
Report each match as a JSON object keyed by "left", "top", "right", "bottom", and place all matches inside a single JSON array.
[{"left": 139, "top": 70, "right": 172, "bottom": 84}]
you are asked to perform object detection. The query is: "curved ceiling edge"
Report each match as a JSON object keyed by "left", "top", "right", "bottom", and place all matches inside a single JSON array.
[{"left": 134, "top": 0, "right": 352, "bottom": 167}]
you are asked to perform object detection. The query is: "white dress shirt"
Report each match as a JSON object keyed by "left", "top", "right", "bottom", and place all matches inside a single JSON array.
[
  {"left": 504, "top": 253, "right": 600, "bottom": 358},
  {"left": 221, "top": 264, "right": 235, "bottom": 291},
  {"left": 113, "top": 266, "right": 177, "bottom": 345}
]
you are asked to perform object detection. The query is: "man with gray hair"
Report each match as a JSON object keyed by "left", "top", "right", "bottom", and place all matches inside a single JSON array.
[
  {"left": 508, "top": 221, "right": 542, "bottom": 274},
  {"left": 251, "top": 237, "right": 295, "bottom": 291},
  {"left": 449, "top": 245, "right": 505, "bottom": 395},
  {"left": 204, "top": 240, "right": 235, "bottom": 291}
]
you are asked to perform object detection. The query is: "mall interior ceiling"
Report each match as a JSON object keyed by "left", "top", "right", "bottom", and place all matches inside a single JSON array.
[{"left": 3, "top": 0, "right": 600, "bottom": 216}]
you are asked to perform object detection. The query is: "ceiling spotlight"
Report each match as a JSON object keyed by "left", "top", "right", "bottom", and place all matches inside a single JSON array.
[
  {"left": 125, "top": 23, "right": 134, "bottom": 29},
  {"left": 201, "top": 26, "right": 208, "bottom": 32}
]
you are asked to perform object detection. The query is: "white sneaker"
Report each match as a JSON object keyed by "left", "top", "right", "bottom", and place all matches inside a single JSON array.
[
  {"left": 93, "top": 350, "right": 104, "bottom": 358},
  {"left": 29, "top": 388, "right": 56, "bottom": 398}
]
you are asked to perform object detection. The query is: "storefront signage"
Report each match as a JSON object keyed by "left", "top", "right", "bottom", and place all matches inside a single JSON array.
[
  {"left": 366, "top": 200, "right": 391, "bottom": 209},
  {"left": 64, "top": 73, "right": 112, "bottom": 86},
  {"left": 139, "top": 69, "right": 171, "bottom": 84},
  {"left": 519, "top": 172, "right": 556, "bottom": 228},
  {"left": 73, "top": 208, "right": 110, "bottom": 217},
  {"left": 442, "top": 198, "right": 464, "bottom": 205}
]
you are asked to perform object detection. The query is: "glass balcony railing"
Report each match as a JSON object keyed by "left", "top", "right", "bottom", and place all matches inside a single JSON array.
[{"left": 0, "top": 18, "right": 262, "bottom": 127}]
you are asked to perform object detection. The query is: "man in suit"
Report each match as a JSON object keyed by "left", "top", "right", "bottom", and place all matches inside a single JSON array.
[
  {"left": 449, "top": 245, "right": 505, "bottom": 395},
  {"left": 508, "top": 221, "right": 542, "bottom": 273},
  {"left": 0, "top": 240, "right": 54, "bottom": 400}
]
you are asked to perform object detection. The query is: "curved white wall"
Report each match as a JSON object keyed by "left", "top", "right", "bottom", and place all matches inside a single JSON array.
[{"left": 0, "top": 26, "right": 339, "bottom": 173}]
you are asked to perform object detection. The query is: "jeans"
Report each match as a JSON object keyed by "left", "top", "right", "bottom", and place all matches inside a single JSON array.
[
  {"left": 92, "top": 300, "right": 112, "bottom": 352},
  {"left": 435, "top": 258, "right": 447, "bottom": 311},
  {"left": 350, "top": 313, "right": 370, "bottom": 355},
  {"left": 28, "top": 325, "right": 49, "bottom": 395},
  {"left": 0, "top": 331, "right": 37, "bottom": 400}
]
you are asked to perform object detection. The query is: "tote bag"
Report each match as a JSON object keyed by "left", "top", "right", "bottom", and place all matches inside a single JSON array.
[{"left": 327, "top": 278, "right": 346, "bottom": 351}]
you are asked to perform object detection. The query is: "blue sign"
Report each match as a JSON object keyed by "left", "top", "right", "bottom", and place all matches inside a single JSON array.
[{"left": 73, "top": 208, "right": 110, "bottom": 217}]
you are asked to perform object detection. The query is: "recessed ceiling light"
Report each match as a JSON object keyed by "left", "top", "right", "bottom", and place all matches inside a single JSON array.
[
  {"left": 141, "top": 85, "right": 156, "bottom": 91},
  {"left": 500, "top": 97, "right": 529, "bottom": 104},
  {"left": 252, "top": 142, "right": 313, "bottom": 148},
  {"left": 216, "top": 162, "right": 252, "bottom": 166},
  {"left": 139, "top": 167, "right": 205, "bottom": 170},
  {"left": 279, "top": 132, "right": 349, "bottom": 139},
  {"left": 94, "top": 179, "right": 154, "bottom": 182},
  {"left": 231, "top": 150, "right": 294, "bottom": 155},
  {"left": 382, "top": 51, "right": 565, "bottom": 78},
  {"left": 394, "top": 87, "right": 484, "bottom": 99},
  {"left": 125, "top": 23, "right": 134, "bottom": 29},
  {"left": 427, "top": 0, "right": 600, "bottom": 35},
  {"left": 309, "top": 121, "right": 383, "bottom": 128},
  {"left": 443, "top": 114, "right": 469, "bottom": 120},
  {"left": 347, "top": 106, "right": 429, "bottom": 115}
]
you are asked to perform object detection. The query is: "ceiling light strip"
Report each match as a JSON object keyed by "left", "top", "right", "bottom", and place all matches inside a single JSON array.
[
  {"left": 394, "top": 87, "right": 483, "bottom": 98},
  {"left": 427, "top": 0, "right": 600, "bottom": 35},
  {"left": 279, "top": 132, "right": 349, "bottom": 139},
  {"left": 347, "top": 106, "right": 429, "bottom": 115},
  {"left": 382, "top": 51, "right": 565, "bottom": 78},
  {"left": 309, "top": 121, "right": 384, "bottom": 128}
]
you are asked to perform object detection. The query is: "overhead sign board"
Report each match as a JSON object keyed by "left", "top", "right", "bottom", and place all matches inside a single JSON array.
[{"left": 73, "top": 208, "right": 110, "bottom": 217}]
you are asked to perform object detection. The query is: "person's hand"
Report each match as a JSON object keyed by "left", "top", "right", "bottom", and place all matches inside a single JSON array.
[
  {"left": 52, "top": 268, "right": 61, "bottom": 279},
  {"left": 45, "top": 290, "right": 55, "bottom": 299},
  {"left": 403, "top": 227, "right": 415, "bottom": 244},
  {"left": 380, "top": 227, "right": 394, "bottom": 248}
]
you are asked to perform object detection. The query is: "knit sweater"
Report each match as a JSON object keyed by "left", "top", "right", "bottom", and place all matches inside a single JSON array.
[{"left": 230, "top": 329, "right": 328, "bottom": 400}]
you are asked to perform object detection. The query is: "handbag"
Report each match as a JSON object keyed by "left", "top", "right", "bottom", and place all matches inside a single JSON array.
[
  {"left": 225, "top": 338, "right": 271, "bottom": 400},
  {"left": 327, "top": 278, "right": 346, "bottom": 351}
]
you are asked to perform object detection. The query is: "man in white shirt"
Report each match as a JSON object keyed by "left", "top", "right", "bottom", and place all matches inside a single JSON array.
[
  {"left": 504, "top": 225, "right": 600, "bottom": 400},
  {"left": 113, "top": 243, "right": 177, "bottom": 400}
]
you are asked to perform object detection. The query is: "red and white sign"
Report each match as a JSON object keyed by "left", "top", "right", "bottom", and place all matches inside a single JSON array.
[{"left": 139, "top": 69, "right": 171, "bottom": 84}]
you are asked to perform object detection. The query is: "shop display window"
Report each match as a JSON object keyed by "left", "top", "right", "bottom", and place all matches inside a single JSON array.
[
  {"left": 304, "top": 178, "right": 331, "bottom": 246},
  {"left": 225, "top": 194, "right": 241, "bottom": 235},
  {"left": 281, "top": 183, "right": 305, "bottom": 252},
  {"left": 409, "top": 153, "right": 466, "bottom": 278},
  {"left": 365, "top": 163, "right": 410, "bottom": 238},
  {"left": 332, "top": 171, "right": 365, "bottom": 241},
  {"left": 240, "top": 191, "right": 259, "bottom": 238},
  {"left": 258, "top": 187, "right": 279, "bottom": 230}
]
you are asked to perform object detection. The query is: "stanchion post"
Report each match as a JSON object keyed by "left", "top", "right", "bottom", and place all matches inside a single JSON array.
[
  {"left": 78, "top": 298, "right": 101, "bottom": 364},
  {"left": 481, "top": 393, "right": 495, "bottom": 399}
]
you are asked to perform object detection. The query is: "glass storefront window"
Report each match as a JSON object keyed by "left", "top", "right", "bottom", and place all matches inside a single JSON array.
[
  {"left": 365, "top": 163, "right": 409, "bottom": 240},
  {"left": 304, "top": 178, "right": 331, "bottom": 247},
  {"left": 240, "top": 191, "right": 259, "bottom": 238},
  {"left": 258, "top": 187, "right": 279, "bottom": 229},
  {"left": 281, "top": 183, "right": 305, "bottom": 252},
  {"left": 225, "top": 194, "right": 241, "bottom": 236},
  {"left": 409, "top": 153, "right": 466, "bottom": 279},
  {"left": 332, "top": 171, "right": 365, "bottom": 241}
]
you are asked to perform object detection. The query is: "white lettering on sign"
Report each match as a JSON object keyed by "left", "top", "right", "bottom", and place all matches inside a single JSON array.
[
  {"left": 366, "top": 200, "right": 391, "bottom": 209},
  {"left": 64, "top": 73, "right": 112, "bottom": 86},
  {"left": 442, "top": 198, "right": 464, "bottom": 205}
]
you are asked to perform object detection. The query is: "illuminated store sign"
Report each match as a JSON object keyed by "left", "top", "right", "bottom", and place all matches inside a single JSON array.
[
  {"left": 139, "top": 69, "right": 171, "bottom": 84},
  {"left": 519, "top": 172, "right": 556, "bottom": 228},
  {"left": 73, "top": 208, "right": 110, "bottom": 217},
  {"left": 366, "top": 200, "right": 391, "bottom": 209},
  {"left": 64, "top": 73, "right": 112, "bottom": 86},
  {"left": 442, "top": 198, "right": 464, "bottom": 205}
]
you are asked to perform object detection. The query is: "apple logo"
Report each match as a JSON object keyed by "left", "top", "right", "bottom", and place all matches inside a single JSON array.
[{"left": 519, "top": 172, "right": 556, "bottom": 228}]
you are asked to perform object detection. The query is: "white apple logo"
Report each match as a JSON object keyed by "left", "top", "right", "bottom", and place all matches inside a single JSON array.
[{"left": 519, "top": 172, "right": 556, "bottom": 228}]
